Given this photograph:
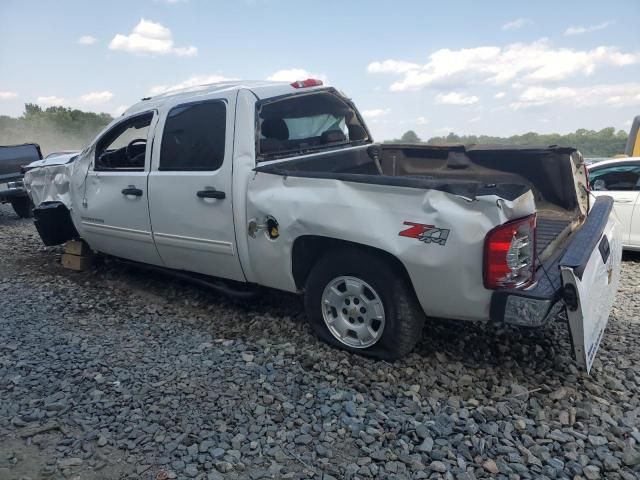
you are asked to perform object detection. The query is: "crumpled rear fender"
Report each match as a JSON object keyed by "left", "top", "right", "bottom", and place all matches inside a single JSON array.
[{"left": 246, "top": 173, "right": 536, "bottom": 322}]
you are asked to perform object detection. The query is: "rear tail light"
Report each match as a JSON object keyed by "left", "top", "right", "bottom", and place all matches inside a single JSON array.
[
  {"left": 290, "top": 78, "right": 324, "bottom": 88},
  {"left": 484, "top": 214, "right": 536, "bottom": 289}
]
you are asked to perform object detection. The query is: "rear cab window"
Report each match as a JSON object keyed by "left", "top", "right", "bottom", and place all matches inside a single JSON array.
[{"left": 256, "top": 90, "right": 370, "bottom": 162}]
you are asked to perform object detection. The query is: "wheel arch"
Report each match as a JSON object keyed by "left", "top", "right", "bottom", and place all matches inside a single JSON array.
[
  {"left": 291, "top": 235, "right": 415, "bottom": 292},
  {"left": 33, "top": 201, "right": 79, "bottom": 246}
]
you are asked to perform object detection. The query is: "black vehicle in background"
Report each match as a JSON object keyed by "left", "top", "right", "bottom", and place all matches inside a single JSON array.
[{"left": 0, "top": 143, "right": 42, "bottom": 218}]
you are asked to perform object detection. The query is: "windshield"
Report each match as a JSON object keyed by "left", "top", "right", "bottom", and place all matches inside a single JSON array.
[{"left": 257, "top": 91, "right": 369, "bottom": 161}]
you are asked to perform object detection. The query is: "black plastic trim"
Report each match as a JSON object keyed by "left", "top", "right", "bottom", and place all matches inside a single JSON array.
[
  {"left": 254, "top": 164, "right": 530, "bottom": 201},
  {"left": 558, "top": 195, "right": 613, "bottom": 280},
  {"left": 33, "top": 202, "right": 79, "bottom": 246}
]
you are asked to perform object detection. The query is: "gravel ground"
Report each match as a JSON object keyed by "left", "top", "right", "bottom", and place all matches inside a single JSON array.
[{"left": 1, "top": 203, "right": 639, "bottom": 480}]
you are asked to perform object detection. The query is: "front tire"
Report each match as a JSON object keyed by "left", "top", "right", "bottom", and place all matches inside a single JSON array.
[
  {"left": 11, "top": 197, "right": 33, "bottom": 218},
  {"left": 304, "top": 248, "right": 425, "bottom": 360}
]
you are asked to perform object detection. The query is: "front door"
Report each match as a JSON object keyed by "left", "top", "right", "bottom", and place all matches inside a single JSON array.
[
  {"left": 80, "top": 111, "right": 164, "bottom": 266},
  {"left": 147, "top": 95, "right": 245, "bottom": 282}
]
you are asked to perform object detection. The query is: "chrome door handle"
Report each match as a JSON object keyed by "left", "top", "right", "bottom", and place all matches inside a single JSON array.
[{"left": 614, "top": 199, "right": 633, "bottom": 203}]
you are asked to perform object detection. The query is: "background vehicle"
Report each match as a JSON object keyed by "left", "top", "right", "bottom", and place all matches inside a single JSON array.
[
  {"left": 625, "top": 115, "right": 640, "bottom": 157},
  {"left": 589, "top": 157, "right": 640, "bottom": 250},
  {"left": 0, "top": 143, "right": 42, "bottom": 218},
  {"left": 24, "top": 80, "right": 621, "bottom": 371}
]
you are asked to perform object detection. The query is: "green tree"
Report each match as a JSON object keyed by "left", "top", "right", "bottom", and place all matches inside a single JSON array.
[
  {"left": 386, "top": 127, "right": 629, "bottom": 157},
  {"left": 0, "top": 104, "right": 113, "bottom": 155},
  {"left": 400, "top": 130, "right": 421, "bottom": 143}
]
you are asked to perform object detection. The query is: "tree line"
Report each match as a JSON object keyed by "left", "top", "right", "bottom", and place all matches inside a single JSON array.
[
  {"left": 387, "top": 128, "right": 628, "bottom": 157},
  {"left": 0, "top": 104, "right": 629, "bottom": 158},
  {"left": 0, "top": 104, "right": 113, "bottom": 155}
]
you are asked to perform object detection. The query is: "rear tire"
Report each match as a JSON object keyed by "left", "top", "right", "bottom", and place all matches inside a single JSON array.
[
  {"left": 11, "top": 197, "right": 33, "bottom": 218},
  {"left": 304, "top": 248, "right": 425, "bottom": 360}
]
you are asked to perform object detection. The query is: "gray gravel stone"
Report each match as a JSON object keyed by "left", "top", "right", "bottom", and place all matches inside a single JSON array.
[
  {"left": 583, "top": 465, "right": 601, "bottom": 480},
  {"left": 0, "top": 203, "right": 639, "bottom": 480}
]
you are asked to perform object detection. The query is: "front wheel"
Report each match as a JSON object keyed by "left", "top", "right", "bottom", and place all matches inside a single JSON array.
[
  {"left": 304, "top": 248, "right": 425, "bottom": 360},
  {"left": 11, "top": 197, "right": 33, "bottom": 218}
]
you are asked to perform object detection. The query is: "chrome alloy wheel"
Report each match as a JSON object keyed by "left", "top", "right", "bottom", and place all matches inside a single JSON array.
[{"left": 320, "top": 276, "right": 386, "bottom": 348}]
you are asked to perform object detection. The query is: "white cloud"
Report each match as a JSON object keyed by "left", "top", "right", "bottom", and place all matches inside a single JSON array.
[
  {"left": 565, "top": 21, "right": 614, "bottom": 36},
  {"left": 0, "top": 91, "right": 18, "bottom": 100},
  {"left": 37, "top": 96, "right": 66, "bottom": 106},
  {"left": 416, "top": 116, "right": 428, "bottom": 125},
  {"left": 367, "top": 60, "right": 421, "bottom": 74},
  {"left": 149, "top": 74, "right": 236, "bottom": 96},
  {"left": 502, "top": 18, "right": 530, "bottom": 31},
  {"left": 510, "top": 83, "right": 640, "bottom": 109},
  {"left": 495, "top": 91, "right": 506, "bottom": 99},
  {"left": 80, "top": 91, "right": 114, "bottom": 105},
  {"left": 266, "top": 68, "right": 327, "bottom": 83},
  {"left": 435, "top": 92, "right": 479, "bottom": 105},
  {"left": 109, "top": 19, "right": 197, "bottom": 56},
  {"left": 78, "top": 35, "right": 97, "bottom": 45},
  {"left": 368, "top": 39, "right": 638, "bottom": 91},
  {"left": 361, "top": 108, "right": 391, "bottom": 119},
  {"left": 113, "top": 105, "right": 129, "bottom": 117}
]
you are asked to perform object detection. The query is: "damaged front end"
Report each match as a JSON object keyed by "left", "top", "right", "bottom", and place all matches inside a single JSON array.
[{"left": 24, "top": 153, "right": 81, "bottom": 246}]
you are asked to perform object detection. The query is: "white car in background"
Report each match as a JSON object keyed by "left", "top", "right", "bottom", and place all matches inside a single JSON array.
[{"left": 589, "top": 157, "right": 640, "bottom": 250}]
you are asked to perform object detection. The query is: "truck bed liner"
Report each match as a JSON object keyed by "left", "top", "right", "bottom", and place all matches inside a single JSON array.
[{"left": 537, "top": 218, "right": 572, "bottom": 257}]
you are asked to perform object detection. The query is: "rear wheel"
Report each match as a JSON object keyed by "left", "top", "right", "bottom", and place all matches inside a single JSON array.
[
  {"left": 304, "top": 248, "right": 425, "bottom": 360},
  {"left": 11, "top": 197, "right": 33, "bottom": 218}
]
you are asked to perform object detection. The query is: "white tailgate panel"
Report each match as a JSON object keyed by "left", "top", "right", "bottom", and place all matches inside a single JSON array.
[{"left": 560, "top": 215, "right": 622, "bottom": 373}]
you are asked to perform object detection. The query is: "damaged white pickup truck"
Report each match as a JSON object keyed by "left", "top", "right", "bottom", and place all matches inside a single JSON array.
[{"left": 25, "top": 79, "right": 622, "bottom": 372}]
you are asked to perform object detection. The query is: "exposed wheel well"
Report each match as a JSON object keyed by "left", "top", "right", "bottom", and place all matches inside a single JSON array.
[
  {"left": 33, "top": 201, "right": 79, "bottom": 246},
  {"left": 291, "top": 235, "right": 414, "bottom": 291}
]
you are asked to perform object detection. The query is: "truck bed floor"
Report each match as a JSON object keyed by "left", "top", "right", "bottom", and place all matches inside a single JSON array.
[{"left": 537, "top": 218, "right": 572, "bottom": 257}]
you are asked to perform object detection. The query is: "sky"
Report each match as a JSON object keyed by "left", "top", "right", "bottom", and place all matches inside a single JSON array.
[{"left": 1, "top": 0, "right": 639, "bottom": 141}]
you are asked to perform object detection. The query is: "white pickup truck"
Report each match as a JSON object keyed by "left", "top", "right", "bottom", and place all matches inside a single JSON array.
[{"left": 24, "top": 79, "right": 622, "bottom": 372}]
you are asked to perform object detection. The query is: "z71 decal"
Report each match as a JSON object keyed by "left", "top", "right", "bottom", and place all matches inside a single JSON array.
[{"left": 399, "top": 221, "right": 450, "bottom": 246}]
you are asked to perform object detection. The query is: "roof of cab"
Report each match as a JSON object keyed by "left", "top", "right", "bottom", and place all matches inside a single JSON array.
[
  {"left": 587, "top": 156, "right": 640, "bottom": 169},
  {"left": 123, "top": 80, "right": 326, "bottom": 117}
]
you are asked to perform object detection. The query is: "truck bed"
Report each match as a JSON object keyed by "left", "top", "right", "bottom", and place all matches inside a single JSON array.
[{"left": 537, "top": 217, "right": 573, "bottom": 258}]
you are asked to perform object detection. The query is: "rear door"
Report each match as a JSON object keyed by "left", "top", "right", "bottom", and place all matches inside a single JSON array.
[
  {"left": 589, "top": 162, "right": 640, "bottom": 246},
  {"left": 147, "top": 94, "right": 245, "bottom": 282},
  {"left": 560, "top": 197, "right": 622, "bottom": 373}
]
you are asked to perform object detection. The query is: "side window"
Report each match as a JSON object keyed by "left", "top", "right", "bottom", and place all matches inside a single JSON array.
[
  {"left": 95, "top": 113, "right": 153, "bottom": 171},
  {"left": 257, "top": 91, "right": 369, "bottom": 161},
  {"left": 159, "top": 100, "right": 226, "bottom": 171},
  {"left": 589, "top": 165, "right": 640, "bottom": 191}
]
